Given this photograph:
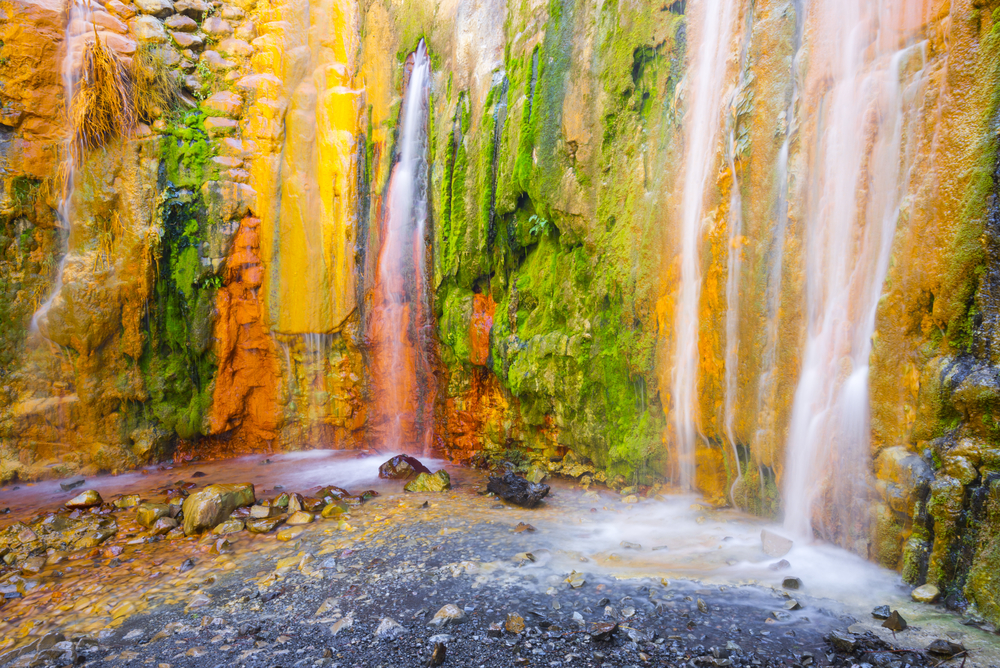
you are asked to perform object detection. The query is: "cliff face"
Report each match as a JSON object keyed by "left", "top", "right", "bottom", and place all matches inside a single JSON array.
[{"left": 2, "top": 0, "right": 1000, "bottom": 623}]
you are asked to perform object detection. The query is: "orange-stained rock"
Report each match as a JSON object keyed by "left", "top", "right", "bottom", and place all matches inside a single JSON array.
[
  {"left": 209, "top": 216, "right": 282, "bottom": 451},
  {"left": 469, "top": 294, "right": 495, "bottom": 367}
]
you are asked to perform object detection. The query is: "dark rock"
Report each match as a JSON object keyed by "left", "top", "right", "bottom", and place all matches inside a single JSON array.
[
  {"left": 379, "top": 454, "right": 432, "bottom": 479},
  {"left": 781, "top": 577, "right": 802, "bottom": 590},
  {"left": 871, "top": 605, "right": 891, "bottom": 620},
  {"left": 486, "top": 473, "right": 550, "bottom": 508},
  {"left": 881, "top": 610, "right": 907, "bottom": 632},
  {"left": 827, "top": 631, "right": 857, "bottom": 652},
  {"left": 428, "top": 642, "right": 446, "bottom": 666},
  {"left": 588, "top": 622, "right": 618, "bottom": 641},
  {"left": 178, "top": 558, "right": 195, "bottom": 573},
  {"left": 192, "top": 471, "right": 207, "bottom": 478},
  {"left": 513, "top": 522, "right": 536, "bottom": 533},
  {"left": 59, "top": 479, "right": 85, "bottom": 492},
  {"left": 926, "top": 639, "right": 965, "bottom": 657},
  {"left": 487, "top": 622, "right": 502, "bottom": 638}
]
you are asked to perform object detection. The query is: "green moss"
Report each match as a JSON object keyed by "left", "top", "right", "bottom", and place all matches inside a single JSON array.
[{"left": 161, "top": 111, "right": 215, "bottom": 188}]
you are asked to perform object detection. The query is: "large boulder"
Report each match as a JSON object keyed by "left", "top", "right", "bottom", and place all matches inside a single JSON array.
[
  {"left": 181, "top": 483, "right": 255, "bottom": 535},
  {"left": 486, "top": 473, "right": 550, "bottom": 508},
  {"left": 379, "top": 454, "right": 431, "bottom": 480}
]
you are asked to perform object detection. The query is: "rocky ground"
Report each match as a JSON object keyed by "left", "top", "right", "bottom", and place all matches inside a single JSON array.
[{"left": 0, "top": 456, "right": 984, "bottom": 667}]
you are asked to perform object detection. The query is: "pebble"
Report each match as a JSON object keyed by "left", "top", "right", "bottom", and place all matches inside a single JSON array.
[
  {"left": 428, "top": 604, "right": 467, "bottom": 627},
  {"left": 911, "top": 583, "right": 940, "bottom": 603},
  {"left": 374, "top": 617, "right": 406, "bottom": 638},
  {"left": 505, "top": 613, "right": 525, "bottom": 634}
]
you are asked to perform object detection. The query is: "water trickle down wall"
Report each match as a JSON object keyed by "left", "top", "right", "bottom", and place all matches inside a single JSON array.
[{"left": 366, "top": 44, "right": 436, "bottom": 453}]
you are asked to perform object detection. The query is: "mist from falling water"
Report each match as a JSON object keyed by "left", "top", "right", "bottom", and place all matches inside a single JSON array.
[
  {"left": 369, "top": 43, "right": 433, "bottom": 453},
  {"left": 672, "top": 0, "right": 738, "bottom": 490},
  {"left": 30, "top": 0, "right": 89, "bottom": 334},
  {"left": 783, "top": 3, "right": 929, "bottom": 546}
]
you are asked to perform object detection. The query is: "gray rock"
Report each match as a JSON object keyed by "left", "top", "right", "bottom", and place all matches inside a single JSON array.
[{"left": 761, "top": 529, "right": 793, "bottom": 557}]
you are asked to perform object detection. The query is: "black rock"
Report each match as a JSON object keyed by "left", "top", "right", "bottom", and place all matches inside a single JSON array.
[
  {"left": 781, "top": 577, "right": 802, "bottom": 590},
  {"left": 871, "top": 605, "right": 891, "bottom": 620},
  {"left": 826, "top": 631, "right": 857, "bottom": 652},
  {"left": 379, "top": 454, "right": 432, "bottom": 480},
  {"left": 60, "top": 479, "right": 85, "bottom": 492},
  {"left": 926, "top": 639, "right": 965, "bottom": 657},
  {"left": 588, "top": 622, "right": 618, "bottom": 642},
  {"left": 486, "top": 473, "right": 550, "bottom": 508},
  {"left": 178, "top": 558, "right": 195, "bottom": 573}
]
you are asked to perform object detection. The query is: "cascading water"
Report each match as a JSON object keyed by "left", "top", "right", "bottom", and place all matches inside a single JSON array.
[
  {"left": 671, "top": 0, "right": 738, "bottom": 490},
  {"left": 30, "top": 0, "right": 88, "bottom": 334},
  {"left": 782, "top": 2, "right": 930, "bottom": 547},
  {"left": 368, "top": 42, "right": 435, "bottom": 452}
]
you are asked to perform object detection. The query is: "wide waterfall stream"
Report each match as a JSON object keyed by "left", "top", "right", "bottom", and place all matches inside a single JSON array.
[{"left": 0, "top": 0, "right": 998, "bottom": 665}]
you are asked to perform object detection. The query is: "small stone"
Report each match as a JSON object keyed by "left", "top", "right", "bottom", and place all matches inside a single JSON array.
[
  {"left": 404, "top": 470, "right": 452, "bottom": 493},
  {"left": 513, "top": 522, "right": 536, "bottom": 533},
  {"left": 59, "top": 478, "right": 85, "bottom": 492},
  {"left": 211, "top": 518, "right": 244, "bottom": 534},
  {"left": 249, "top": 504, "right": 276, "bottom": 519},
  {"left": 66, "top": 490, "right": 102, "bottom": 508},
  {"left": 487, "top": 472, "right": 549, "bottom": 507},
  {"left": 428, "top": 604, "right": 467, "bottom": 627},
  {"left": 170, "top": 31, "right": 203, "bottom": 50},
  {"left": 201, "top": 50, "right": 237, "bottom": 71},
  {"left": 114, "top": 494, "right": 141, "bottom": 509},
  {"left": 565, "top": 571, "right": 586, "bottom": 588},
  {"left": 379, "top": 454, "right": 432, "bottom": 480},
  {"left": 621, "top": 495, "right": 639, "bottom": 504},
  {"left": 767, "top": 559, "right": 791, "bottom": 571},
  {"left": 276, "top": 526, "right": 304, "bottom": 541},
  {"left": 882, "top": 610, "right": 907, "bottom": 632},
  {"left": 216, "top": 37, "right": 252, "bottom": 58},
  {"left": 428, "top": 642, "right": 446, "bottom": 666},
  {"left": 620, "top": 541, "right": 641, "bottom": 550},
  {"left": 911, "top": 584, "right": 940, "bottom": 603},
  {"left": 827, "top": 631, "right": 857, "bottom": 652},
  {"left": 505, "top": 613, "right": 525, "bottom": 634},
  {"left": 174, "top": 0, "right": 209, "bottom": 20},
  {"left": 181, "top": 483, "right": 254, "bottom": 534},
  {"left": 151, "top": 516, "right": 178, "bottom": 535},
  {"left": 871, "top": 605, "right": 891, "bottom": 620},
  {"left": 131, "top": 15, "right": 167, "bottom": 43},
  {"left": 164, "top": 13, "right": 197, "bottom": 31},
  {"left": 22, "top": 555, "right": 46, "bottom": 574},
  {"left": 697, "top": 598, "right": 708, "bottom": 613},
  {"left": 286, "top": 511, "right": 313, "bottom": 525},
  {"left": 202, "top": 16, "right": 233, "bottom": 37},
  {"left": 588, "top": 622, "right": 618, "bottom": 641},
  {"left": 926, "top": 639, "right": 965, "bottom": 657},
  {"left": 487, "top": 622, "right": 502, "bottom": 638},
  {"left": 321, "top": 502, "right": 347, "bottom": 518},
  {"left": 135, "top": 0, "right": 174, "bottom": 18},
  {"left": 784, "top": 599, "right": 801, "bottom": 611},
  {"left": 761, "top": 529, "right": 793, "bottom": 557},
  {"left": 203, "top": 116, "right": 239, "bottom": 137},
  {"left": 782, "top": 577, "right": 802, "bottom": 590},
  {"left": 331, "top": 615, "right": 353, "bottom": 636},
  {"left": 246, "top": 516, "right": 284, "bottom": 533},
  {"left": 106, "top": 0, "right": 137, "bottom": 19},
  {"left": 211, "top": 538, "right": 232, "bottom": 554},
  {"left": 374, "top": 617, "right": 406, "bottom": 638}
]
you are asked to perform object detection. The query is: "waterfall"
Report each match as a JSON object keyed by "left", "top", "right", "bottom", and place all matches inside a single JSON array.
[
  {"left": 672, "top": 0, "right": 738, "bottom": 490},
  {"left": 368, "top": 42, "right": 435, "bottom": 453},
  {"left": 782, "top": 2, "right": 930, "bottom": 546},
  {"left": 30, "top": 0, "right": 88, "bottom": 334}
]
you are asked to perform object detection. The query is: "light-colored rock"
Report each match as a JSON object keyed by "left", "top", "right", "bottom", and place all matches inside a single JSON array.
[
  {"left": 106, "top": 0, "right": 137, "bottom": 19},
  {"left": 428, "top": 604, "right": 467, "bottom": 627},
  {"left": 174, "top": 0, "right": 209, "bottom": 20},
  {"left": 201, "top": 49, "right": 237, "bottom": 71},
  {"left": 201, "top": 90, "right": 243, "bottom": 117},
  {"left": 212, "top": 518, "right": 245, "bottom": 534},
  {"left": 912, "top": 584, "right": 940, "bottom": 603},
  {"left": 235, "top": 73, "right": 282, "bottom": 96},
  {"left": 134, "top": 0, "right": 174, "bottom": 18},
  {"left": 164, "top": 14, "right": 197, "bottom": 31},
  {"left": 113, "top": 494, "right": 141, "bottom": 509},
  {"left": 66, "top": 490, "right": 102, "bottom": 508},
  {"left": 249, "top": 504, "right": 276, "bottom": 518},
  {"left": 202, "top": 16, "right": 233, "bottom": 37},
  {"left": 92, "top": 10, "right": 129, "bottom": 33},
  {"left": 130, "top": 15, "right": 167, "bottom": 42},
  {"left": 151, "top": 516, "right": 177, "bottom": 535},
  {"left": 761, "top": 529, "right": 793, "bottom": 558},
  {"left": 374, "top": 617, "right": 406, "bottom": 638},
  {"left": 234, "top": 20, "right": 256, "bottom": 41},
  {"left": 403, "top": 470, "right": 451, "bottom": 492},
  {"left": 170, "top": 31, "right": 204, "bottom": 50},
  {"left": 221, "top": 4, "right": 245, "bottom": 19},
  {"left": 217, "top": 37, "right": 252, "bottom": 58},
  {"left": 201, "top": 180, "right": 257, "bottom": 222},
  {"left": 203, "top": 116, "right": 239, "bottom": 136},
  {"left": 286, "top": 511, "right": 314, "bottom": 525},
  {"left": 136, "top": 502, "right": 171, "bottom": 527},
  {"left": 276, "top": 525, "right": 304, "bottom": 541},
  {"left": 103, "top": 33, "right": 137, "bottom": 56},
  {"left": 181, "top": 483, "right": 255, "bottom": 535}
]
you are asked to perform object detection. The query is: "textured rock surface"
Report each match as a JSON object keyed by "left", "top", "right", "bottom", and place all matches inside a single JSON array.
[{"left": 180, "top": 483, "right": 254, "bottom": 534}]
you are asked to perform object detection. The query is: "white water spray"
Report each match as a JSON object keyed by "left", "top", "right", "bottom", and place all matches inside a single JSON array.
[
  {"left": 783, "top": 2, "right": 929, "bottom": 545},
  {"left": 672, "top": 0, "right": 738, "bottom": 490}
]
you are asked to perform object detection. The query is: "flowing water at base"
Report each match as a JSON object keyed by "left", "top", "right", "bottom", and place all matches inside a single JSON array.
[{"left": 0, "top": 458, "right": 995, "bottom": 664}]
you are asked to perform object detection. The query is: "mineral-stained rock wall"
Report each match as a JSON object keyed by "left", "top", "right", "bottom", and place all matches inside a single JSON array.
[{"left": 1, "top": 0, "right": 1000, "bottom": 624}]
